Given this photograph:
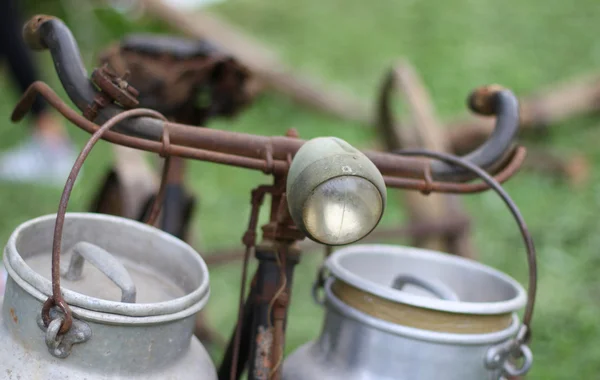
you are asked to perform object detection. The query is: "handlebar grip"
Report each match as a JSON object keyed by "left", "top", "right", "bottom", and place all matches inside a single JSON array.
[
  {"left": 23, "top": 15, "right": 165, "bottom": 141},
  {"left": 429, "top": 86, "right": 519, "bottom": 181},
  {"left": 24, "top": 15, "right": 95, "bottom": 111},
  {"left": 378, "top": 66, "right": 520, "bottom": 182}
]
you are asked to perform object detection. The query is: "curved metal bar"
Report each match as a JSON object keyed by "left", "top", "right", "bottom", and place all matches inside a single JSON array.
[
  {"left": 12, "top": 81, "right": 526, "bottom": 194},
  {"left": 377, "top": 69, "right": 520, "bottom": 181},
  {"left": 394, "top": 148, "right": 536, "bottom": 338},
  {"left": 22, "top": 14, "right": 521, "bottom": 184},
  {"left": 429, "top": 87, "right": 519, "bottom": 181},
  {"left": 23, "top": 15, "right": 165, "bottom": 140},
  {"left": 23, "top": 15, "right": 95, "bottom": 111}
]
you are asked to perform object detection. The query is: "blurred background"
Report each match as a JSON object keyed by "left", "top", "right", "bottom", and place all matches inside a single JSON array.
[{"left": 2, "top": 0, "right": 600, "bottom": 378}]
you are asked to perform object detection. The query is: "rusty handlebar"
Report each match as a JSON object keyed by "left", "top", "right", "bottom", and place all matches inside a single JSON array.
[{"left": 19, "top": 14, "right": 522, "bottom": 186}]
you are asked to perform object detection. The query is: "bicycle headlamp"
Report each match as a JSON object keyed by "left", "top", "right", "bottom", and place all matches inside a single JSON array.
[{"left": 286, "top": 137, "right": 387, "bottom": 246}]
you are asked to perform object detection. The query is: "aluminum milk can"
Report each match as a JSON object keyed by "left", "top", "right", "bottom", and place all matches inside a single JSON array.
[
  {"left": 283, "top": 244, "right": 532, "bottom": 380},
  {"left": 0, "top": 212, "right": 217, "bottom": 379}
]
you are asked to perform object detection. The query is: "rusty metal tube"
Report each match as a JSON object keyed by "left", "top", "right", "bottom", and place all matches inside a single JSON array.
[
  {"left": 12, "top": 81, "right": 526, "bottom": 193},
  {"left": 23, "top": 14, "right": 521, "bottom": 183}
]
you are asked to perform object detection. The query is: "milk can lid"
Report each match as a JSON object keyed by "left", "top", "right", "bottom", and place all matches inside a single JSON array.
[
  {"left": 325, "top": 244, "right": 527, "bottom": 316},
  {"left": 4, "top": 213, "right": 210, "bottom": 323}
]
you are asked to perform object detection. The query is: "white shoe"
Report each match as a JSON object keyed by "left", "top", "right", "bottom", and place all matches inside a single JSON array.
[{"left": 0, "top": 134, "right": 78, "bottom": 187}]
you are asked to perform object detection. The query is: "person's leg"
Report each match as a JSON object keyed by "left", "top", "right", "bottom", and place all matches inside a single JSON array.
[
  {"left": 0, "top": 0, "right": 77, "bottom": 185},
  {"left": 0, "top": 0, "right": 47, "bottom": 118}
]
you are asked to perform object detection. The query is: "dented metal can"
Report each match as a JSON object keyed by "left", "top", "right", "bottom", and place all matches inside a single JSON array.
[{"left": 0, "top": 213, "right": 217, "bottom": 379}]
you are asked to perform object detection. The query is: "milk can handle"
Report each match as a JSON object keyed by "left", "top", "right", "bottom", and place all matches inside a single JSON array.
[
  {"left": 393, "top": 147, "right": 537, "bottom": 378},
  {"left": 41, "top": 108, "right": 168, "bottom": 336},
  {"left": 391, "top": 274, "right": 460, "bottom": 301},
  {"left": 62, "top": 242, "right": 137, "bottom": 303}
]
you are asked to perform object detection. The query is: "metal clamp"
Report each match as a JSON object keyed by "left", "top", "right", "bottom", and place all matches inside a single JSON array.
[
  {"left": 391, "top": 274, "right": 460, "bottom": 301},
  {"left": 485, "top": 333, "right": 533, "bottom": 378},
  {"left": 37, "top": 308, "right": 92, "bottom": 359},
  {"left": 62, "top": 241, "right": 137, "bottom": 303},
  {"left": 91, "top": 65, "right": 139, "bottom": 109}
]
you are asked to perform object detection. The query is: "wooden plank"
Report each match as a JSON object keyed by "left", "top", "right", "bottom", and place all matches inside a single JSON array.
[
  {"left": 139, "top": 0, "right": 371, "bottom": 125},
  {"left": 376, "top": 60, "right": 475, "bottom": 258}
]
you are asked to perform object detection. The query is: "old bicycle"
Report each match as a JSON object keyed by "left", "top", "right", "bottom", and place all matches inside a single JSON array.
[{"left": 0, "top": 14, "right": 536, "bottom": 380}]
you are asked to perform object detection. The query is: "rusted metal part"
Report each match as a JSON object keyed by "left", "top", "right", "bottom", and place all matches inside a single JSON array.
[
  {"left": 226, "top": 177, "right": 302, "bottom": 380},
  {"left": 383, "top": 146, "right": 527, "bottom": 193},
  {"left": 12, "top": 82, "right": 525, "bottom": 194},
  {"left": 12, "top": 82, "right": 287, "bottom": 173},
  {"left": 202, "top": 217, "right": 470, "bottom": 267},
  {"left": 13, "top": 10, "right": 522, "bottom": 184},
  {"left": 247, "top": 247, "right": 297, "bottom": 380},
  {"left": 228, "top": 184, "right": 275, "bottom": 380},
  {"left": 84, "top": 65, "right": 140, "bottom": 121},
  {"left": 145, "top": 128, "right": 173, "bottom": 226},
  {"left": 268, "top": 248, "right": 290, "bottom": 380},
  {"left": 138, "top": 0, "right": 371, "bottom": 125},
  {"left": 41, "top": 108, "right": 168, "bottom": 336},
  {"left": 376, "top": 61, "right": 476, "bottom": 258},
  {"left": 157, "top": 82, "right": 519, "bottom": 182},
  {"left": 96, "top": 30, "right": 253, "bottom": 352},
  {"left": 218, "top": 277, "right": 257, "bottom": 380},
  {"left": 83, "top": 90, "right": 112, "bottom": 121},
  {"left": 98, "top": 35, "right": 253, "bottom": 126},
  {"left": 253, "top": 325, "right": 274, "bottom": 380},
  {"left": 270, "top": 297, "right": 286, "bottom": 380},
  {"left": 145, "top": 159, "right": 172, "bottom": 227},
  {"left": 13, "top": 12, "right": 522, "bottom": 183},
  {"left": 91, "top": 65, "right": 140, "bottom": 108}
]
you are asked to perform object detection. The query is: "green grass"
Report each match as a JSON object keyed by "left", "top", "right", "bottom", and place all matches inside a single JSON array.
[{"left": 2, "top": 0, "right": 600, "bottom": 378}]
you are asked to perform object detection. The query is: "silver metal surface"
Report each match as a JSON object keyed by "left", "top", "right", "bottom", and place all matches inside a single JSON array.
[
  {"left": 62, "top": 241, "right": 137, "bottom": 303},
  {"left": 284, "top": 244, "right": 530, "bottom": 380},
  {"left": 391, "top": 274, "right": 460, "bottom": 301},
  {"left": 283, "top": 281, "right": 520, "bottom": 380},
  {"left": 38, "top": 309, "right": 92, "bottom": 358},
  {"left": 325, "top": 244, "right": 527, "bottom": 315},
  {"left": 485, "top": 336, "right": 533, "bottom": 377},
  {"left": 0, "top": 213, "right": 217, "bottom": 379},
  {"left": 5, "top": 213, "right": 209, "bottom": 321}
]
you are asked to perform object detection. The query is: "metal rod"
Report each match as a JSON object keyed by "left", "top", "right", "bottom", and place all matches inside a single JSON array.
[
  {"left": 218, "top": 281, "right": 257, "bottom": 380},
  {"left": 202, "top": 216, "right": 471, "bottom": 267},
  {"left": 12, "top": 82, "right": 526, "bottom": 194},
  {"left": 41, "top": 108, "right": 167, "bottom": 335}
]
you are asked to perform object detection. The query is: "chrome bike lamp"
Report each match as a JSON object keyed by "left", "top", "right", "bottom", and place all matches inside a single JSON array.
[{"left": 287, "top": 137, "right": 387, "bottom": 246}]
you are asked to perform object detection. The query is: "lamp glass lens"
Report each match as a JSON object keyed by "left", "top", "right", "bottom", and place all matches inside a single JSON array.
[{"left": 302, "top": 176, "right": 383, "bottom": 245}]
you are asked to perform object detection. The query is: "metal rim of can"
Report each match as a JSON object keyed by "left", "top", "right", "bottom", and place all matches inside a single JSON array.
[
  {"left": 4, "top": 213, "right": 210, "bottom": 324},
  {"left": 323, "top": 278, "right": 521, "bottom": 345},
  {"left": 325, "top": 244, "right": 527, "bottom": 316}
]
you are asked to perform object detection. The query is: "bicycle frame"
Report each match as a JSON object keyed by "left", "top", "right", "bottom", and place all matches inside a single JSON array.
[
  {"left": 87, "top": 36, "right": 252, "bottom": 351},
  {"left": 14, "top": 14, "right": 531, "bottom": 380}
]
